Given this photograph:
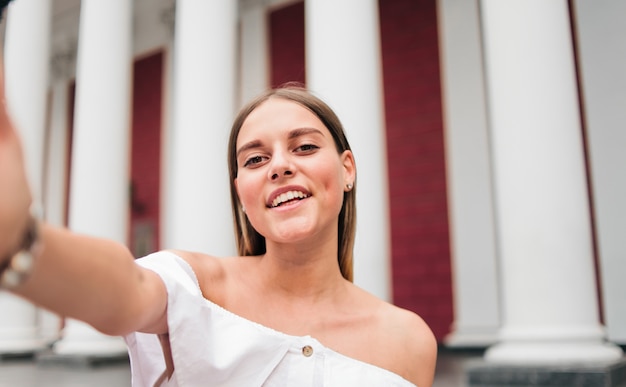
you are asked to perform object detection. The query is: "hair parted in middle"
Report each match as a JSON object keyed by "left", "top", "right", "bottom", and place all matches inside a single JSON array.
[{"left": 227, "top": 85, "right": 357, "bottom": 282}]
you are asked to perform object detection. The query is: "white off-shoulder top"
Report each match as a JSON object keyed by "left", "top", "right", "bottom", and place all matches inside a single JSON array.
[{"left": 124, "top": 251, "right": 416, "bottom": 387}]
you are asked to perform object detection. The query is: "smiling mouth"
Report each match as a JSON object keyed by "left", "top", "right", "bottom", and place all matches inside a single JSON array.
[{"left": 270, "top": 191, "right": 311, "bottom": 208}]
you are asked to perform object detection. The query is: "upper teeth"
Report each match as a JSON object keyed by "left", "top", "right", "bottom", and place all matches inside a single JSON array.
[{"left": 271, "top": 191, "right": 309, "bottom": 208}]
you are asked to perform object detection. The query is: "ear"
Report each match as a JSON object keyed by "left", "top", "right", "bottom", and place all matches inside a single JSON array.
[{"left": 341, "top": 150, "right": 356, "bottom": 188}]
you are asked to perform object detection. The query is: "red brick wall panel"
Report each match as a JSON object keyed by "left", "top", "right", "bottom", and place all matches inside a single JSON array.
[
  {"left": 379, "top": 0, "right": 453, "bottom": 341},
  {"left": 130, "top": 51, "right": 164, "bottom": 256},
  {"left": 269, "top": 2, "right": 306, "bottom": 87}
]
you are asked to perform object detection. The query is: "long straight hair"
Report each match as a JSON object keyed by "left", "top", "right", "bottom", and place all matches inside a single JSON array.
[{"left": 227, "top": 86, "right": 357, "bottom": 281}]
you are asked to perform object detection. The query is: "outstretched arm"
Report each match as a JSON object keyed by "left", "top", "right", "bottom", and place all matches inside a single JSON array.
[
  {"left": 13, "top": 225, "right": 168, "bottom": 336},
  {"left": 0, "top": 65, "right": 168, "bottom": 337}
]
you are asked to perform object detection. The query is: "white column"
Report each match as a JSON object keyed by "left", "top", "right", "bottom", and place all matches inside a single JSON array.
[
  {"left": 4, "top": 0, "right": 50, "bottom": 200},
  {"left": 305, "top": 0, "right": 390, "bottom": 301},
  {"left": 481, "top": 0, "right": 622, "bottom": 363},
  {"left": 38, "top": 48, "right": 76, "bottom": 346},
  {"left": 0, "top": 0, "right": 51, "bottom": 355},
  {"left": 438, "top": 0, "right": 500, "bottom": 347},
  {"left": 53, "top": 0, "right": 132, "bottom": 356},
  {"left": 239, "top": 0, "right": 269, "bottom": 106},
  {"left": 572, "top": 0, "right": 626, "bottom": 345},
  {"left": 163, "top": 1, "right": 237, "bottom": 255}
]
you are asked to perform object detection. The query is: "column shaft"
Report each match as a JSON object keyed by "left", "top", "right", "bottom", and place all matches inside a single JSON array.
[
  {"left": 39, "top": 79, "right": 71, "bottom": 346},
  {"left": 305, "top": 0, "right": 391, "bottom": 301},
  {"left": 438, "top": 0, "right": 500, "bottom": 347},
  {"left": 0, "top": 0, "right": 51, "bottom": 355},
  {"left": 164, "top": 1, "right": 237, "bottom": 255},
  {"left": 481, "top": 0, "right": 621, "bottom": 363},
  {"left": 68, "top": 0, "right": 132, "bottom": 239},
  {"left": 54, "top": 0, "right": 132, "bottom": 356},
  {"left": 4, "top": 0, "right": 51, "bottom": 198}
]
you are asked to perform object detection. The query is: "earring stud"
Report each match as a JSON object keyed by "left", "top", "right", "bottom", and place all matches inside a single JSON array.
[{"left": 346, "top": 183, "right": 353, "bottom": 190}]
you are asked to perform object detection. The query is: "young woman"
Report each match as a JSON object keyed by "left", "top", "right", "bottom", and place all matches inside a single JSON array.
[{"left": 0, "top": 79, "right": 437, "bottom": 386}]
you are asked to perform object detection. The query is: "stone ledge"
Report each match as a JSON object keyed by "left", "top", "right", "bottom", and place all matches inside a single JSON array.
[
  {"left": 467, "top": 358, "right": 626, "bottom": 387},
  {"left": 0, "top": 352, "right": 34, "bottom": 362}
]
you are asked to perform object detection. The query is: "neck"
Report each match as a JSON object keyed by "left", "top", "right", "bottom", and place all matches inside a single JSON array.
[{"left": 259, "top": 238, "right": 346, "bottom": 301}]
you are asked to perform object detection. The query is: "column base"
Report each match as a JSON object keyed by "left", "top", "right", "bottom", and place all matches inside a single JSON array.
[
  {"left": 468, "top": 358, "right": 626, "bottom": 387},
  {"left": 0, "top": 293, "right": 45, "bottom": 355},
  {"left": 37, "top": 309, "right": 63, "bottom": 347},
  {"left": 0, "top": 335, "right": 44, "bottom": 356},
  {"left": 485, "top": 341, "right": 623, "bottom": 364},
  {"left": 52, "top": 338, "right": 127, "bottom": 357},
  {"left": 52, "top": 319, "right": 127, "bottom": 357},
  {"left": 444, "top": 327, "right": 499, "bottom": 348}
]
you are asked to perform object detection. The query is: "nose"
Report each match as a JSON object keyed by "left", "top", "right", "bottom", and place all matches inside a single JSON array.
[
  {"left": 271, "top": 169, "right": 293, "bottom": 180},
  {"left": 268, "top": 151, "right": 294, "bottom": 181}
]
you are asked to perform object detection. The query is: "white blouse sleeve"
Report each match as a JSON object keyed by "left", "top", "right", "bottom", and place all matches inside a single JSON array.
[{"left": 124, "top": 251, "right": 291, "bottom": 387}]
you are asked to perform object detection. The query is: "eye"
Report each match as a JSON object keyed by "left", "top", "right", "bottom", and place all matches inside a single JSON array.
[
  {"left": 295, "top": 143, "right": 319, "bottom": 153},
  {"left": 243, "top": 155, "right": 267, "bottom": 167}
]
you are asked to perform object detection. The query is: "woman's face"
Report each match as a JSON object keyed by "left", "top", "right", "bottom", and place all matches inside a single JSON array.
[{"left": 234, "top": 98, "right": 355, "bottom": 246}]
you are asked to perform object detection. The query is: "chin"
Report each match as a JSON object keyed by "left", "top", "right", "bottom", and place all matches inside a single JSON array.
[{"left": 272, "top": 222, "right": 315, "bottom": 242}]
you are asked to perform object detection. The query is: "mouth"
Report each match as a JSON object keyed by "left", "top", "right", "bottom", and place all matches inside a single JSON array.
[{"left": 269, "top": 190, "right": 311, "bottom": 208}]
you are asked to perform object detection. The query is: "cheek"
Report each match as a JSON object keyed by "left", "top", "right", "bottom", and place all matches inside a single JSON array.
[
  {"left": 317, "top": 162, "right": 347, "bottom": 203},
  {"left": 324, "top": 159, "right": 347, "bottom": 187},
  {"left": 236, "top": 173, "right": 268, "bottom": 215},
  {"left": 236, "top": 176, "right": 255, "bottom": 207},
  {"left": 236, "top": 176, "right": 268, "bottom": 235}
]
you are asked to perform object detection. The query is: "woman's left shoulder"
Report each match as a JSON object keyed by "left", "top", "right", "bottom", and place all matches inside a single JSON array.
[
  {"left": 376, "top": 300, "right": 438, "bottom": 386},
  {"left": 382, "top": 301, "right": 436, "bottom": 343}
]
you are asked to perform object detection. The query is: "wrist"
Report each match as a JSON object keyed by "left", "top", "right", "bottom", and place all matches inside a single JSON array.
[{"left": 0, "top": 215, "right": 41, "bottom": 289}]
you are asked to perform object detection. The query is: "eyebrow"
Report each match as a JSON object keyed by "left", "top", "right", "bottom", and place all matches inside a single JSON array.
[
  {"left": 236, "top": 140, "right": 262, "bottom": 158},
  {"left": 236, "top": 127, "right": 324, "bottom": 158},
  {"left": 288, "top": 127, "right": 324, "bottom": 140}
]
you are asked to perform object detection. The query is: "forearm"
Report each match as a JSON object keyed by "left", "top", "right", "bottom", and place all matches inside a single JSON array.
[{"left": 10, "top": 223, "right": 165, "bottom": 336}]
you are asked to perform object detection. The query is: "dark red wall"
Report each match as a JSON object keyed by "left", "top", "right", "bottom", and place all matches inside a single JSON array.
[
  {"left": 130, "top": 51, "right": 163, "bottom": 257},
  {"left": 269, "top": 0, "right": 453, "bottom": 341},
  {"left": 269, "top": 1, "right": 306, "bottom": 87},
  {"left": 379, "top": 0, "right": 452, "bottom": 340}
]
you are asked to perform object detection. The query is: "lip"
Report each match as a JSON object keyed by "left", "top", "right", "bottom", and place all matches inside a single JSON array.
[{"left": 266, "top": 185, "right": 312, "bottom": 208}]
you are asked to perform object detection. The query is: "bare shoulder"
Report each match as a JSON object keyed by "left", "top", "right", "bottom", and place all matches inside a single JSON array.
[
  {"left": 340, "top": 285, "right": 436, "bottom": 386},
  {"left": 164, "top": 249, "right": 231, "bottom": 303},
  {"left": 375, "top": 299, "right": 438, "bottom": 387}
]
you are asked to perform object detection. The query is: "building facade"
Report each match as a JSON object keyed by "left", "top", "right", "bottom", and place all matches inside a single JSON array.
[{"left": 1, "top": 0, "right": 625, "bottom": 366}]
